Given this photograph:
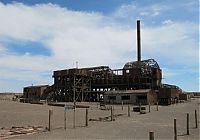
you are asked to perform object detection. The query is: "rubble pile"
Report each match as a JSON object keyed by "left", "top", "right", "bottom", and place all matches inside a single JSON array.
[{"left": 0, "top": 125, "right": 46, "bottom": 139}]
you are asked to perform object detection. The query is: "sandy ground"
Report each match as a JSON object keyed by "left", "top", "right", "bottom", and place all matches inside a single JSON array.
[{"left": 0, "top": 99, "right": 199, "bottom": 140}]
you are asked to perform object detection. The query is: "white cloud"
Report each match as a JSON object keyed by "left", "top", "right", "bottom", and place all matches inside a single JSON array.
[
  {"left": 139, "top": 12, "right": 149, "bottom": 16},
  {"left": 142, "top": 22, "right": 198, "bottom": 66},
  {"left": 0, "top": 43, "right": 6, "bottom": 53},
  {"left": 0, "top": 2, "right": 136, "bottom": 70},
  {"left": 113, "top": 2, "right": 136, "bottom": 18},
  {"left": 0, "top": 2, "right": 104, "bottom": 41},
  {"left": 180, "top": 0, "right": 199, "bottom": 13},
  {"left": 0, "top": 68, "right": 48, "bottom": 82},
  {"left": 162, "top": 19, "right": 173, "bottom": 25},
  {"left": 0, "top": 2, "right": 198, "bottom": 91},
  {"left": 150, "top": 4, "right": 164, "bottom": 16},
  {"left": 0, "top": 54, "right": 59, "bottom": 71},
  {"left": 114, "top": 2, "right": 168, "bottom": 18}
]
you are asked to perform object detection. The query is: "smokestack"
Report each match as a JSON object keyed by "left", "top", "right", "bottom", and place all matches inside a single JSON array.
[{"left": 137, "top": 20, "right": 141, "bottom": 61}]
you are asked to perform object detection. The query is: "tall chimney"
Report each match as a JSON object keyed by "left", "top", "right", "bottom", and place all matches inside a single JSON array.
[{"left": 137, "top": 20, "right": 141, "bottom": 61}]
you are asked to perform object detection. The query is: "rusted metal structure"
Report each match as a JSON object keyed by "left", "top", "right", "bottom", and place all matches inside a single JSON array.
[
  {"left": 158, "top": 84, "right": 182, "bottom": 105},
  {"left": 23, "top": 85, "right": 49, "bottom": 102},
  {"left": 52, "top": 68, "right": 91, "bottom": 102},
  {"left": 50, "top": 60, "right": 161, "bottom": 102},
  {"left": 43, "top": 20, "right": 162, "bottom": 102}
]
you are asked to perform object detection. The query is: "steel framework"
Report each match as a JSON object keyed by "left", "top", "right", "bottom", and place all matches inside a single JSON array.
[{"left": 45, "top": 59, "right": 162, "bottom": 102}]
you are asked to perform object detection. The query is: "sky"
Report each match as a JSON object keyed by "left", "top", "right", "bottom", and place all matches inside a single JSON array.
[{"left": 0, "top": 0, "right": 199, "bottom": 92}]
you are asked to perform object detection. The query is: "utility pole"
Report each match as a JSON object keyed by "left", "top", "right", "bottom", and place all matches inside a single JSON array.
[
  {"left": 73, "top": 75, "right": 76, "bottom": 128},
  {"left": 73, "top": 75, "right": 76, "bottom": 106}
]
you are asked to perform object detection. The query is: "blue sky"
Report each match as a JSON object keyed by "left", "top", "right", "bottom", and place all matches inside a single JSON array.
[{"left": 0, "top": 0, "right": 199, "bottom": 92}]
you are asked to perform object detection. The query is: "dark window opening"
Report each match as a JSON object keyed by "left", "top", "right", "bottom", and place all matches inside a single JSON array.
[
  {"left": 121, "top": 95, "right": 130, "bottom": 100},
  {"left": 136, "top": 95, "right": 147, "bottom": 104},
  {"left": 137, "top": 95, "right": 147, "bottom": 100},
  {"left": 108, "top": 96, "right": 116, "bottom": 100}
]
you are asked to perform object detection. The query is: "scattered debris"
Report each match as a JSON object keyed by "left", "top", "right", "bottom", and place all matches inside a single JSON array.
[
  {"left": 99, "top": 105, "right": 110, "bottom": 110},
  {"left": 89, "top": 114, "right": 125, "bottom": 122},
  {"left": 30, "top": 101, "right": 44, "bottom": 105},
  {"left": 0, "top": 125, "right": 46, "bottom": 139}
]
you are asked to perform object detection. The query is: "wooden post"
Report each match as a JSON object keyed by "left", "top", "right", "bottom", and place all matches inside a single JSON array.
[
  {"left": 48, "top": 110, "right": 53, "bottom": 131},
  {"left": 121, "top": 101, "right": 123, "bottom": 110},
  {"left": 139, "top": 102, "right": 141, "bottom": 114},
  {"left": 187, "top": 113, "right": 189, "bottom": 135},
  {"left": 149, "top": 102, "right": 151, "bottom": 113},
  {"left": 64, "top": 108, "right": 66, "bottom": 130},
  {"left": 174, "top": 119, "right": 177, "bottom": 140},
  {"left": 195, "top": 110, "right": 198, "bottom": 128},
  {"left": 85, "top": 108, "right": 88, "bottom": 126},
  {"left": 73, "top": 75, "right": 76, "bottom": 129},
  {"left": 128, "top": 105, "right": 130, "bottom": 117},
  {"left": 111, "top": 106, "right": 113, "bottom": 121},
  {"left": 73, "top": 107, "right": 75, "bottom": 128},
  {"left": 149, "top": 132, "right": 154, "bottom": 140},
  {"left": 156, "top": 102, "right": 158, "bottom": 111}
]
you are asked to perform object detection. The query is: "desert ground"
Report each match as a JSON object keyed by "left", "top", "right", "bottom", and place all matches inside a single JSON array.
[{"left": 0, "top": 99, "right": 199, "bottom": 140}]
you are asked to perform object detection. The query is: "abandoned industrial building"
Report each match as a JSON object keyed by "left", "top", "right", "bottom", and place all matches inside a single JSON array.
[
  {"left": 23, "top": 85, "right": 49, "bottom": 102},
  {"left": 104, "top": 89, "right": 157, "bottom": 105},
  {"left": 22, "top": 20, "right": 185, "bottom": 105}
]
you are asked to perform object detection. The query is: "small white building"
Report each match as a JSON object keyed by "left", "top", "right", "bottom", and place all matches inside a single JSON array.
[{"left": 104, "top": 89, "right": 157, "bottom": 105}]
